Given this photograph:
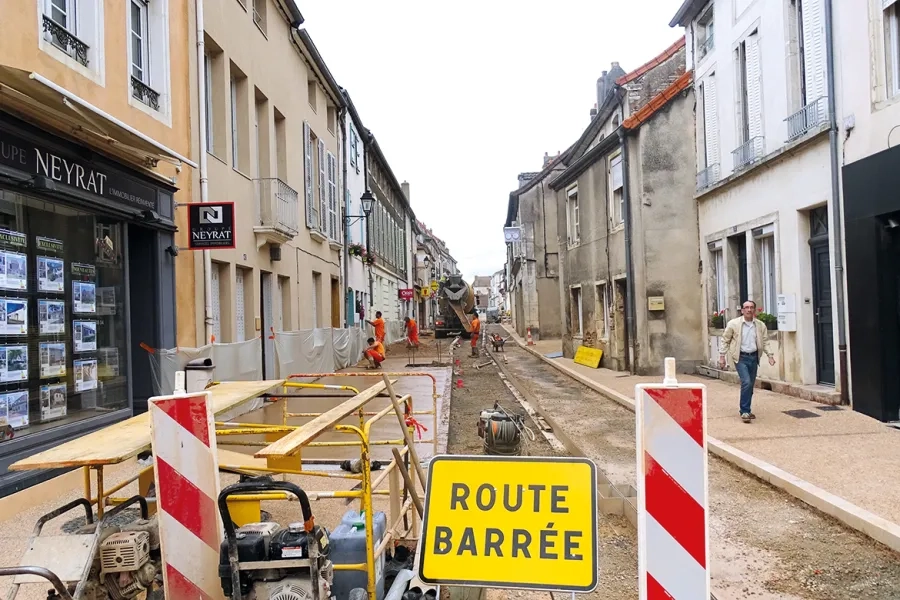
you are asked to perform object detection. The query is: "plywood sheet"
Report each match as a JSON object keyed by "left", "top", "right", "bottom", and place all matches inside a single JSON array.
[
  {"left": 9, "top": 380, "right": 285, "bottom": 470},
  {"left": 255, "top": 380, "right": 394, "bottom": 459}
]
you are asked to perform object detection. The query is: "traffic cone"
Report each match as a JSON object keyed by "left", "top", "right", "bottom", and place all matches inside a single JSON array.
[{"left": 526, "top": 328, "right": 535, "bottom": 346}]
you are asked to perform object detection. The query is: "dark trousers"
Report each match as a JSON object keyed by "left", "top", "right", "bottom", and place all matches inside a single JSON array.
[{"left": 735, "top": 352, "right": 759, "bottom": 414}]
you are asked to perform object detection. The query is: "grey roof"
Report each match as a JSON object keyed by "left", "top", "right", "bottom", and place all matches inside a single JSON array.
[{"left": 669, "top": 0, "right": 709, "bottom": 27}]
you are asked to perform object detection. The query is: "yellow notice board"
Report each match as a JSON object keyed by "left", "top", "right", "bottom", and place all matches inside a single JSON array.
[
  {"left": 573, "top": 346, "right": 603, "bottom": 368},
  {"left": 419, "top": 455, "right": 598, "bottom": 592}
]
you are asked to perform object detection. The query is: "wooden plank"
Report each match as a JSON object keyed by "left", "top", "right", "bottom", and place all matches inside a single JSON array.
[
  {"left": 9, "top": 380, "right": 285, "bottom": 470},
  {"left": 255, "top": 380, "right": 394, "bottom": 459}
]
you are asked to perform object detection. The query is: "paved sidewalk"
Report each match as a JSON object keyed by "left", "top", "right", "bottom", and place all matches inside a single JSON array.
[{"left": 501, "top": 325, "right": 900, "bottom": 543}]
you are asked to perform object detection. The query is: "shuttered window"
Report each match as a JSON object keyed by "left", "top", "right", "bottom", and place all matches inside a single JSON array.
[
  {"left": 704, "top": 75, "right": 719, "bottom": 167},
  {"left": 801, "top": 0, "right": 827, "bottom": 104},
  {"left": 211, "top": 264, "right": 221, "bottom": 343},
  {"left": 318, "top": 139, "right": 327, "bottom": 235},
  {"left": 327, "top": 152, "right": 338, "bottom": 240},
  {"left": 304, "top": 121, "right": 316, "bottom": 229},
  {"left": 885, "top": 2, "right": 900, "bottom": 97},
  {"left": 746, "top": 33, "right": 763, "bottom": 141},
  {"left": 235, "top": 268, "right": 245, "bottom": 342}
]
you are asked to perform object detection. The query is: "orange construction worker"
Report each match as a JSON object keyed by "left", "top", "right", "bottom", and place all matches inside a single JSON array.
[
  {"left": 470, "top": 312, "right": 481, "bottom": 357},
  {"left": 404, "top": 316, "right": 419, "bottom": 348},
  {"left": 363, "top": 337, "right": 386, "bottom": 369},
  {"left": 366, "top": 311, "right": 386, "bottom": 344}
]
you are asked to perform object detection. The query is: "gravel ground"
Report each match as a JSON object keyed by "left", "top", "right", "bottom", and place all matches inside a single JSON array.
[
  {"left": 446, "top": 341, "right": 639, "bottom": 600},
  {"left": 496, "top": 328, "right": 900, "bottom": 600}
]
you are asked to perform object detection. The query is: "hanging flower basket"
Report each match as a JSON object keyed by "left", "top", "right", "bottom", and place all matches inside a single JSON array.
[
  {"left": 365, "top": 255, "right": 375, "bottom": 266},
  {"left": 349, "top": 243, "right": 364, "bottom": 257},
  {"left": 709, "top": 309, "right": 725, "bottom": 329}
]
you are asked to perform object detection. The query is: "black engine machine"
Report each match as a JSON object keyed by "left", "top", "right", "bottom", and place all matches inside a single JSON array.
[
  {"left": 477, "top": 402, "right": 525, "bottom": 456},
  {"left": 218, "top": 480, "right": 334, "bottom": 600}
]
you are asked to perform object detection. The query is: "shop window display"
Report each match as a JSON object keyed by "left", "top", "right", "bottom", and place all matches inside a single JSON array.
[{"left": 0, "top": 190, "right": 128, "bottom": 441}]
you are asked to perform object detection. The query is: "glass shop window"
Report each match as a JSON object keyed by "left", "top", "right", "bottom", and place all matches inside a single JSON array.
[{"left": 0, "top": 189, "right": 128, "bottom": 442}]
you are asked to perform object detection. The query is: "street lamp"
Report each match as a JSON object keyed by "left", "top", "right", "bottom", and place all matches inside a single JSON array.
[{"left": 343, "top": 190, "right": 376, "bottom": 327}]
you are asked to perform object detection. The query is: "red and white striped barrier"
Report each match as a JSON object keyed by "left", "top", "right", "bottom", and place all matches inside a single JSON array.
[
  {"left": 635, "top": 357, "right": 709, "bottom": 600},
  {"left": 149, "top": 388, "right": 225, "bottom": 600}
]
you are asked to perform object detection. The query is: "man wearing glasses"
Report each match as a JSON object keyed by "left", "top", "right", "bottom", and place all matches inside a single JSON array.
[{"left": 718, "top": 300, "right": 776, "bottom": 423}]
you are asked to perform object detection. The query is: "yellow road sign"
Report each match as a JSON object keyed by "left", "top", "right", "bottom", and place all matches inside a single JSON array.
[
  {"left": 419, "top": 455, "right": 598, "bottom": 592},
  {"left": 573, "top": 346, "right": 603, "bottom": 368},
  {"left": 431, "top": 280, "right": 440, "bottom": 291}
]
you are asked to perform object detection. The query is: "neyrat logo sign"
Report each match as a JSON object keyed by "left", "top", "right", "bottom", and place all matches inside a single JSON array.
[
  {"left": 187, "top": 202, "right": 235, "bottom": 250},
  {"left": 418, "top": 455, "right": 598, "bottom": 592}
]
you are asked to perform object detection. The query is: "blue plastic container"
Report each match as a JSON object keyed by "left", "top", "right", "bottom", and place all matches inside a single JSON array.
[{"left": 330, "top": 509, "right": 387, "bottom": 600}]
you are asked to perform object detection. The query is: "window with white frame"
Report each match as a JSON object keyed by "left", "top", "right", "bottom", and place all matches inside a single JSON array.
[
  {"left": 127, "top": 0, "right": 170, "bottom": 115},
  {"left": 596, "top": 283, "right": 609, "bottom": 339},
  {"left": 566, "top": 185, "right": 580, "bottom": 245},
  {"left": 699, "top": 75, "right": 719, "bottom": 173},
  {"left": 204, "top": 52, "right": 214, "bottom": 151},
  {"left": 571, "top": 286, "right": 583, "bottom": 338},
  {"left": 754, "top": 227, "right": 777, "bottom": 314},
  {"left": 41, "top": 0, "right": 102, "bottom": 74},
  {"left": 252, "top": 0, "right": 267, "bottom": 34},
  {"left": 327, "top": 152, "right": 338, "bottom": 240},
  {"left": 709, "top": 242, "right": 726, "bottom": 314},
  {"left": 230, "top": 76, "right": 239, "bottom": 167},
  {"left": 885, "top": 1, "right": 900, "bottom": 97},
  {"left": 609, "top": 153, "right": 624, "bottom": 226},
  {"left": 697, "top": 5, "right": 714, "bottom": 60}
]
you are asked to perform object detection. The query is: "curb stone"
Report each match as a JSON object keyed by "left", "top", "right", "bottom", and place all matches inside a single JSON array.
[{"left": 504, "top": 326, "right": 900, "bottom": 555}]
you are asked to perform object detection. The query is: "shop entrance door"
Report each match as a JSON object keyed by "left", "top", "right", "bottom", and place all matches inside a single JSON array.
[{"left": 261, "top": 272, "right": 275, "bottom": 378}]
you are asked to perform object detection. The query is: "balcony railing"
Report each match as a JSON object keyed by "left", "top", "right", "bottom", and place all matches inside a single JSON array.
[
  {"left": 255, "top": 177, "right": 299, "bottom": 238},
  {"left": 696, "top": 163, "right": 720, "bottom": 191},
  {"left": 785, "top": 96, "right": 827, "bottom": 141},
  {"left": 732, "top": 136, "right": 765, "bottom": 171},
  {"left": 131, "top": 76, "right": 161, "bottom": 111},
  {"left": 42, "top": 15, "right": 88, "bottom": 67},
  {"left": 698, "top": 32, "right": 714, "bottom": 60}
]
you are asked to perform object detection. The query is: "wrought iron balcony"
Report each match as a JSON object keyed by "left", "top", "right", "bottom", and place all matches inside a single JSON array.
[
  {"left": 131, "top": 76, "right": 160, "bottom": 111},
  {"left": 254, "top": 178, "right": 299, "bottom": 244},
  {"left": 732, "top": 136, "right": 765, "bottom": 171},
  {"left": 697, "top": 163, "right": 720, "bottom": 191},
  {"left": 698, "top": 32, "right": 714, "bottom": 60},
  {"left": 785, "top": 96, "right": 827, "bottom": 141},
  {"left": 42, "top": 15, "right": 88, "bottom": 67}
]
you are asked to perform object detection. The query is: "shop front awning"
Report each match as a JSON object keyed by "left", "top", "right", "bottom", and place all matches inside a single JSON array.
[{"left": 0, "top": 66, "right": 197, "bottom": 172}]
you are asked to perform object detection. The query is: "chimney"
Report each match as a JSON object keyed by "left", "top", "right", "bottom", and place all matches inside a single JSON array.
[
  {"left": 590, "top": 103, "right": 598, "bottom": 119},
  {"left": 401, "top": 181, "right": 410, "bottom": 204}
]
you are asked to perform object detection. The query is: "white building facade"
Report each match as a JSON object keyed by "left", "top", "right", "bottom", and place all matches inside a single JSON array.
[
  {"left": 671, "top": 0, "right": 843, "bottom": 395},
  {"left": 342, "top": 94, "right": 369, "bottom": 327}
]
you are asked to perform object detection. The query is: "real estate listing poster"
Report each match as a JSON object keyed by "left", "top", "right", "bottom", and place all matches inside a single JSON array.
[
  {"left": 73, "top": 281, "right": 97, "bottom": 314},
  {"left": 37, "top": 256, "right": 65, "bottom": 292},
  {"left": 40, "top": 383, "right": 67, "bottom": 421},
  {"left": 0, "top": 393, "right": 7, "bottom": 427},
  {"left": 0, "top": 345, "right": 28, "bottom": 382},
  {"left": 73, "top": 321, "right": 97, "bottom": 352},
  {"left": 97, "top": 287, "right": 116, "bottom": 315},
  {"left": 6, "top": 390, "right": 29, "bottom": 428},
  {"left": 38, "top": 300, "right": 65, "bottom": 335},
  {"left": 99, "top": 347, "right": 119, "bottom": 377},
  {"left": 74, "top": 359, "right": 98, "bottom": 392},
  {"left": 0, "top": 250, "right": 27, "bottom": 291},
  {"left": 0, "top": 298, "right": 28, "bottom": 335},
  {"left": 39, "top": 342, "right": 66, "bottom": 378}
]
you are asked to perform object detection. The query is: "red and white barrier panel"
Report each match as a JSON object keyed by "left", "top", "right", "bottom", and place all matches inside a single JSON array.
[
  {"left": 635, "top": 357, "right": 709, "bottom": 600},
  {"left": 149, "top": 388, "right": 225, "bottom": 600}
]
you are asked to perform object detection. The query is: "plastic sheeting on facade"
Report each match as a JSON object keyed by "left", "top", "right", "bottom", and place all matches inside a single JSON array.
[{"left": 148, "top": 337, "right": 264, "bottom": 397}]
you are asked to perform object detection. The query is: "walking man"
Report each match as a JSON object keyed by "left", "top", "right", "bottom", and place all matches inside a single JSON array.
[
  {"left": 404, "top": 316, "right": 419, "bottom": 348},
  {"left": 719, "top": 300, "right": 775, "bottom": 423}
]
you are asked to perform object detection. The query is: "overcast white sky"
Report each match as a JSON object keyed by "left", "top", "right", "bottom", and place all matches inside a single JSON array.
[{"left": 299, "top": 1, "right": 685, "bottom": 281}]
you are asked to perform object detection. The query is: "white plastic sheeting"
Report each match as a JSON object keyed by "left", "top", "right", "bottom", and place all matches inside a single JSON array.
[{"left": 148, "top": 337, "right": 263, "bottom": 396}]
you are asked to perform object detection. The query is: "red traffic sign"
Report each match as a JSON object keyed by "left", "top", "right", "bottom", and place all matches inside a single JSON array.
[{"left": 399, "top": 288, "right": 415, "bottom": 301}]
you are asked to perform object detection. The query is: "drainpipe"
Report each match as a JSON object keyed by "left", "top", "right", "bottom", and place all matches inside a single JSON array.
[
  {"left": 340, "top": 106, "right": 350, "bottom": 327},
  {"left": 618, "top": 127, "right": 638, "bottom": 374},
  {"left": 824, "top": 0, "right": 849, "bottom": 404},
  {"left": 195, "top": 0, "right": 213, "bottom": 344}
]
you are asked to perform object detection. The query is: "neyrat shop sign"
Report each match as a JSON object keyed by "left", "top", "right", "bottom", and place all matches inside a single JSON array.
[
  {"left": 418, "top": 455, "right": 598, "bottom": 592},
  {"left": 0, "top": 127, "right": 158, "bottom": 212}
]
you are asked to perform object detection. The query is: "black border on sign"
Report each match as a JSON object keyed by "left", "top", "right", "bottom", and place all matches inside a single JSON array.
[
  {"left": 186, "top": 201, "right": 237, "bottom": 250},
  {"left": 417, "top": 454, "right": 599, "bottom": 593}
]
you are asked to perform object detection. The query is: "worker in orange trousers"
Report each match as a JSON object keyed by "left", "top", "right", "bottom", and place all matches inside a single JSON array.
[{"left": 470, "top": 312, "right": 481, "bottom": 357}]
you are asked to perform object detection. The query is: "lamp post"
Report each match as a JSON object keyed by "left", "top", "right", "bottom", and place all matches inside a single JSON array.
[{"left": 343, "top": 190, "right": 375, "bottom": 327}]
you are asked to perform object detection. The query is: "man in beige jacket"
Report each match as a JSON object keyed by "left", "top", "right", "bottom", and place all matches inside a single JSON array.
[{"left": 718, "top": 300, "right": 775, "bottom": 423}]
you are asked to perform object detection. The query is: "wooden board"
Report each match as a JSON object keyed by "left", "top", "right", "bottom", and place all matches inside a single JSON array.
[
  {"left": 9, "top": 380, "right": 285, "bottom": 470},
  {"left": 255, "top": 380, "right": 394, "bottom": 459},
  {"left": 573, "top": 346, "right": 603, "bottom": 368},
  {"left": 216, "top": 448, "right": 269, "bottom": 475}
]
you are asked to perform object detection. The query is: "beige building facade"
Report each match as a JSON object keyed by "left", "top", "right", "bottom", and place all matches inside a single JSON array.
[
  {"left": 0, "top": 0, "right": 196, "bottom": 492},
  {"left": 194, "top": 0, "right": 345, "bottom": 377}
]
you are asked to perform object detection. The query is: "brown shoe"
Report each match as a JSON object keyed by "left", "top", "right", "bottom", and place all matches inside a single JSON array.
[
  {"left": 749, "top": 412, "right": 756, "bottom": 420},
  {"left": 741, "top": 413, "right": 752, "bottom": 423}
]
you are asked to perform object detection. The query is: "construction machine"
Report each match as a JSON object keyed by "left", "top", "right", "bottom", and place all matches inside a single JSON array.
[{"left": 433, "top": 275, "right": 475, "bottom": 339}]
